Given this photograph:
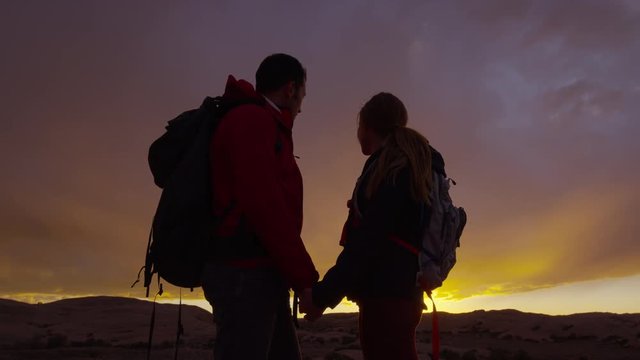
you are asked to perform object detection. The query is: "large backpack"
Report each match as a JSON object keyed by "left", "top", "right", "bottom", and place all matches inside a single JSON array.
[
  {"left": 416, "top": 168, "right": 467, "bottom": 294},
  {"left": 133, "top": 96, "right": 261, "bottom": 360},
  {"left": 137, "top": 96, "right": 252, "bottom": 296}
]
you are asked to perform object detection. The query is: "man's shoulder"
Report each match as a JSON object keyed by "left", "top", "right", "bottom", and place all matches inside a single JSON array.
[
  {"left": 225, "top": 102, "right": 268, "bottom": 118},
  {"left": 222, "top": 103, "right": 277, "bottom": 129}
]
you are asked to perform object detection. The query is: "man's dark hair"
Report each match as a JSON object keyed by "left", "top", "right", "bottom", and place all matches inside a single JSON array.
[{"left": 255, "top": 53, "right": 306, "bottom": 94}]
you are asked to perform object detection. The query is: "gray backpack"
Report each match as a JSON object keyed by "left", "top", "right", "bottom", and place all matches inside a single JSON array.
[{"left": 416, "top": 171, "right": 467, "bottom": 294}]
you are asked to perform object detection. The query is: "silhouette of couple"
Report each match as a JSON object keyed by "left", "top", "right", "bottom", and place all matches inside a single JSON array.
[{"left": 202, "top": 53, "right": 440, "bottom": 360}]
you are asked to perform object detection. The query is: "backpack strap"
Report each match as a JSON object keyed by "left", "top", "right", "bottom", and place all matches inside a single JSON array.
[
  {"left": 427, "top": 291, "right": 440, "bottom": 360},
  {"left": 389, "top": 234, "right": 419, "bottom": 255}
]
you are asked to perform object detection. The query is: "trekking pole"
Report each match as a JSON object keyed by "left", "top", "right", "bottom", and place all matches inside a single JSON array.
[
  {"left": 292, "top": 291, "right": 300, "bottom": 328},
  {"left": 147, "top": 282, "right": 163, "bottom": 360},
  {"left": 174, "top": 289, "right": 184, "bottom": 360}
]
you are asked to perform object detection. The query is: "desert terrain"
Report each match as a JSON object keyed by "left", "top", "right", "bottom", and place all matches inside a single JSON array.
[{"left": 1, "top": 296, "right": 638, "bottom": 360}]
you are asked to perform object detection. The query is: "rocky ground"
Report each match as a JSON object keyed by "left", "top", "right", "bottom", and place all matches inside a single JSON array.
[{"left": 1, "top": 297, "right": 639, "bottom": 360}]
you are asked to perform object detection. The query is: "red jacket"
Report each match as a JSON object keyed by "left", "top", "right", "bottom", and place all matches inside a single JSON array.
[{"left": 209, "top": 75, "right": 318, "bottom": 292}]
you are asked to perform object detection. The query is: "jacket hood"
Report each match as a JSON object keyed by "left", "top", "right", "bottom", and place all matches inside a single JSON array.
[
  {"left": 221, "top": 75, "right": 295, "bottom": 129},
  {"left": 222, "top": 75, "right": 264, "bottom": 104}
]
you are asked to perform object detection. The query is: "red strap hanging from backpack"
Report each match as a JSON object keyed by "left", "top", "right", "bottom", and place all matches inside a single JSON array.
[{"left": 427, "top": 292, "right": 439, "bottom": 360}]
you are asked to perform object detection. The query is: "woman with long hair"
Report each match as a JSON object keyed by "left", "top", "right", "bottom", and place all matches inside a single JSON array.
[{"left": 303, "top": 92, "right": 446, "bottom": 359}]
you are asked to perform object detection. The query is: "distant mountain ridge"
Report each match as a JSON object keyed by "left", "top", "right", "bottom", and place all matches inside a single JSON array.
[
  {"left": 1, "top": 296, "right": 639, "bottom": 360},
  {"left": 0, "top": 296, "right": 213, "bottom": 349}
]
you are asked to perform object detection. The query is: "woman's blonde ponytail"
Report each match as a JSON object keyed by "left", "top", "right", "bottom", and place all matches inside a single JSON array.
[{"left": 366, "top": 127, "right": 432, "bottom": 202}]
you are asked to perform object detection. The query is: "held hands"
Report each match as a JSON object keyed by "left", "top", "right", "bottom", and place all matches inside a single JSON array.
[{"left": 299, "top": 287, "right": 325, "bottom": 322}]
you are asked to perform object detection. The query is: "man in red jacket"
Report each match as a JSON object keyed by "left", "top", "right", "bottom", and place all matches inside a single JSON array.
[{"left": 201, "top": 53, "right": 319, "bottom": 359}]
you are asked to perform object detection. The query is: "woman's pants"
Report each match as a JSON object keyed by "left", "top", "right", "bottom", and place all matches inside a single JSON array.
[{"left": 358, "top": 297, "right": 423, "bottom": 360}]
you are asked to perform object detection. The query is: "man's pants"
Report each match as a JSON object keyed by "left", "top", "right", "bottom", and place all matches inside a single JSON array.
[{"left": 202, "top": 262, "right": 301, "bottom": 360}]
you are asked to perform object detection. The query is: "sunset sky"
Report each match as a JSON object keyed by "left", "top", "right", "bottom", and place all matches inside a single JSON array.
[{"left": 1, "top": 0, "right": 639, "bottom": 315}]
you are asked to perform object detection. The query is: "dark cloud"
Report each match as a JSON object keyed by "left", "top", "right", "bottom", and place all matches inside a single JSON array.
[{"left": 1, "top": 0, "right": 639, "bottom": 300}]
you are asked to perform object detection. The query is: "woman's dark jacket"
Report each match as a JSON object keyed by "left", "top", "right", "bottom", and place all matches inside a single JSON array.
[{"left": 313, "top": 147, "right": 446, "bottom": 309}]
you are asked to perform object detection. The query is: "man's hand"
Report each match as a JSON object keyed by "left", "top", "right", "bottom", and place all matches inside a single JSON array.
[{"left": 299, "top": 287, "right": 325, "bottom": 321}]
